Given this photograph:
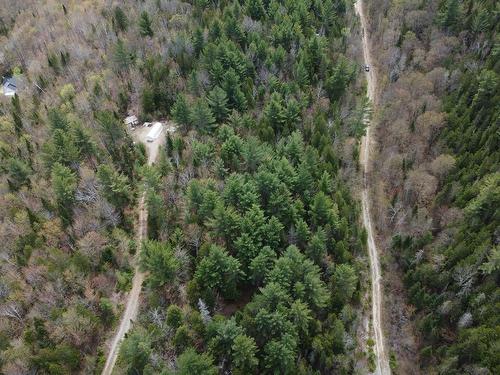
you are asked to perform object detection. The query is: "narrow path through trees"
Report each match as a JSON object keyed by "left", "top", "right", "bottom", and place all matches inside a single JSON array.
[
  {"left": 101, "top": 127, "right": 164, "bottom": 375},
  {"left": 355, "top": 1, "right": 391, "bottom": 374}
]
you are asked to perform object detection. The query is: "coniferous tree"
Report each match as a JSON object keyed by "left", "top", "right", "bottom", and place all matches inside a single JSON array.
[
  {"left": 249, "top": 246, "right": 276, "bottom": 286},
  {"left": 140, "top": 241, "right": 180, "bottom": 288},
  {"left": 307, "top": 228, "right": 327, "bottom": 265},
  {"left": 113, "top": 6, "right": 128, "bottom": 32},
  {"left": 264, "top": 92, "right": 285, "bottom": 136},
  {"left": 141, "top": 85, "right": 155, "bottom": 116},
  {"left": 207, "top": 86, "right": 229, "bottom": 123},
  {"left": 6, "top": 158, "right": 31, "bottom": 191},
  {"left": 139, "top": 11, "right": 153, "bottom": 37},
  {"left": 118, "top": 328, "right": 151, "bottom": 374},
  {"left": 97, "top": 165, "right": 131, "bottom": 212},
  {"left": 42, "top": 128, "right": 80, "bottom": 169},
  {"left": 209, "top": 19, "right": 223, "bottom": 42},
  {"left": 438, "top": 0, "right": 461, "bottom": 30},
  {"left": 246, "top": 0, "right": 266, "bottom": 20},
  {"left": 194, "top": 245, "right": 242, "bottom": 300},
  {"left": 172, "top": 95, "right": 191, "bottom": 130},
  {"left": 222, "top": 69, "right": 247, "bottom": 111},
  {"left": 295, "top": 58, "right": 310, "bottom": 88},
  {"left": 47, "top": 108, "right": 69, "bottom": 132},
  {"left": 331, "top": 264, "right": 358, "bottom": 305},
  {"left": 11, "top": 94, "right": 23, "bottom": 136},
  {"left": 193, "top": 27, "right": 205, "bottom": 57},
  {"left": 51, "top": 162, "right": 77, "bottom": 226},
  {"left": 73, "top": 124, "right": 96, "bottom": 161},
  {"left": 113, "top": 39, "right": 132, "bottom": 72},
  {"left": 166, "top": 305, "right": 183, "bottom": 329},
  {"left": 263, "top": 333, "right": 297, "bottom": 373},
  {"left": 190, "top": 99, "right": 216, "bottom": 134},
  {"left": 231, "top": 334, "right": 258, "bottom": 374},
  {"left": 177, "top": 348, "right": 218, "bottom": 375}
]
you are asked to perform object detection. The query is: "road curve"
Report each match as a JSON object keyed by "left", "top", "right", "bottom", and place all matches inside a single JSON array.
[
  {"left": 354, "top": 1, "right": 391, "bottom": 374},
  {"left": 101, "top": 127, "right": 164, "bottom": 375}
]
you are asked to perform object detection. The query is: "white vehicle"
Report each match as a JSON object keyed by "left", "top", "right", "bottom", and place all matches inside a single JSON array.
[{"left": 146, "top": 122, "right": 163, "bottom": 142}]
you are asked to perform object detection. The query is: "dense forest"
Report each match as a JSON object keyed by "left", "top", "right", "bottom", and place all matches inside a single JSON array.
[
  {"left": 115, "top": 0, "right": 369, "bottom": 374},
  {"left": 367, "top": 0, "right": 499, "bottom": 374},
  {"left": 0, "top": 0, "right": 372, "bottom": 374},
  {"left": 1, "top": 0, "right": 498, "bottom": 374}
]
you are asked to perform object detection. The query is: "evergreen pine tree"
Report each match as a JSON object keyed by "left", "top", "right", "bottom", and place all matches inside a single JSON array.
[
  {"left": 113, "top": 39, "right": 131, "bottom": 72},
  {"left": 190, "top": 99, "right": 216, "bottom": 134},
  {"left": 51, "top": 162, "right": 77, "bottom": 226},
  {"left": 207, "top": 86, "right": 229, "bottom": 123},
  {"left": 7, "top": 158, "right": 31, "bottom": 191},
  {"left": 139, "top": 11, "right": 154, "bottom": 37},
  {"left": 193, "top": 27, "right": 205, "bottom": 57},
  {"left": 172, "top": 95, "right": 191, "bottom": 130},
  {"left": 438, "top": 0, "right": 460, "bottom": 30},
  {"left": 97, "top": 165, "right": 131, "bottom": 212},
  {"left": 141, "top": 86, "right": 155, "bottom": 116},
  {"left": 246, "top": 0, "right": 266, "bottom": 20},
  {"left": 11, "top": 94, "right": 23, "bottom": 136},
  {"left": 113, "top": 6, "right": 128, "bottom": 32}
]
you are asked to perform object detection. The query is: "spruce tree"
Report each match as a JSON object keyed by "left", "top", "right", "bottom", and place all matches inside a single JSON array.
[
  {"left": 113, "top": 6, "right": 128, "bottom": 32},
  {"left": 438, "top": 0, "right": 461, "bottom": 30},
  {"left": 97, "top": 165, "right": 131, "bottom": 212},
  {"left": 139, "top": 11, "right": 153, "bottom": 37},
  {"left": 193, "top": 27, "right": 205, "bottom": 57},
  {"left": 113, "top": 39, "right": 131, "bottom": 72},
  {"left": 140, "top": 241, "right": 180, "bottom": 288},
  {"left": 51, "top": 162, "right": 77, "bottom": 226},
  {"left": 141, "top": 86, "right": 155, "bottom": 116},
  {"left": 172, "top": 95, "right": 191, "bottom": 130},
  {"left": 246, "top": 0, "right": 266, "bottom": 20},
  {"left": 190, "top": 99, "right": 216, "bottom": 134},
  {"left": 207, "top": 86, "right": 229, "bottom": 123},
  {"left": 11, "top": 94, "right": 23, "bottom": 136},
  {"left": 7, "top": 158, "right": 31, "bottom": 191}
]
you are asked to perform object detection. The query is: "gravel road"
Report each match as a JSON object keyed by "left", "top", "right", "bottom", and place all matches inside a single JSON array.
[
  {"left": 355, "top": 1, "right": 391, "bottom": 374},
  {"left": 101, "top": 123, "right": 165, "bottom": 375}
]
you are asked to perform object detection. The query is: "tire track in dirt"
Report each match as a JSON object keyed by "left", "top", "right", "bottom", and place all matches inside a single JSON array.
[
  {"left": 355, "top": 1, "right": 391, "bottom": 374},
  {"left": 101, "top": 126, "right": 164, "bottom": 375}
]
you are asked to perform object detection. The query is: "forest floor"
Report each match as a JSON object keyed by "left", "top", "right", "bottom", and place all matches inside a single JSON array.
[
  {"left": 355, "top": 1, "right": 391, "bottom": 374},
  {"left": 101, "top": 123, "right": 166, "bottom": 375}
]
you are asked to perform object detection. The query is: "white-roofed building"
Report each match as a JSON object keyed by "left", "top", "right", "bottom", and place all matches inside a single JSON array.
[
  {"left": 2, "top": 77, "right": 18, "bottom": 96},
  {"left": 124, "top": 115, "right": 139, "bottom": 127}
]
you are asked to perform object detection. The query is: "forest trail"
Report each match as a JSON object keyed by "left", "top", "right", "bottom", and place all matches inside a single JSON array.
[
  {"left": 101, "top": 127, "right": 164, "bottom": 375},
  {"left": 355, "top": 1, "right": 391, "bottom": 375}
]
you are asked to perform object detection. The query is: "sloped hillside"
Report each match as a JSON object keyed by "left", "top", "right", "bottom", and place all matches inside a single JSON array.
[
  {"left": 366, "top": 0, "right": 499, "bottom": 373},
  {"left": 1, "top": 1, "right": 372, "bottom": 374}
]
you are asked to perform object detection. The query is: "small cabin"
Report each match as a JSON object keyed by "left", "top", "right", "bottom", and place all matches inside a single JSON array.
[
  {"left": 2, "top": 77, "right": 18, "bottom": 97},
  {"left": 124, "top": 115, "right": 139, "bottom": 127}
]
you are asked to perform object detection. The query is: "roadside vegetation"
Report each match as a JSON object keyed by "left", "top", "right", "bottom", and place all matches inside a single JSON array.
[
  {"left": 366, "top": 0, "right": 499, "bottom": 373},
  {"left": 0, "top": 0, "right": 370, "bottom": 374}
]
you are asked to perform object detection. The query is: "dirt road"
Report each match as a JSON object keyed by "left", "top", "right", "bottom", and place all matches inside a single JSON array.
[
  {"left": 355, "top": 1, "right": 391, "bottom": 374},
  {"left": 101, "top": 125, "right": 165, "bottom": 375}
]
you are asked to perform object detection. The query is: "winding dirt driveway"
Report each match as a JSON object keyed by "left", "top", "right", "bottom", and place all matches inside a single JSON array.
[
  {"left": 101, "top": 125, "right": 165, "bottom": 375},
  {"left": 355, "top": 1, "right": 391, "bottom": 374}
]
